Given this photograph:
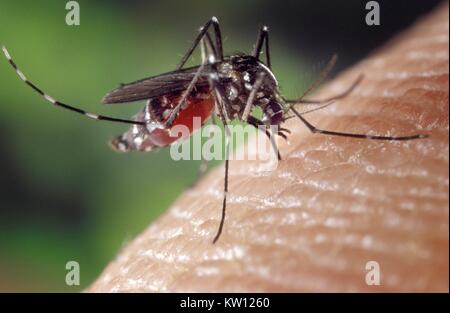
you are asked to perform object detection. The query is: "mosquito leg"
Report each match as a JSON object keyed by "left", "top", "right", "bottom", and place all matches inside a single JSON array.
[
  {"left": 163, "top": 62, "right": 206, "bottom": 128},
  {"left": 200, "top": 31, "right": 218, "bottom": 65},
  {"left": 177, "top": 16, "right": 223, "bottom": 70},
  {"left": 2, "top": 46, "right": 145, "bottom": 126},
  {"left": 210, "top": 80, "right": 232, "bottom": 123},
  {"left": 252, "top": 26, "right": 271, "bottom": 68},
  {"left": 247, "top": 116, "right": 282, "bottom": 161},
  {"left": 290, "top": 106, "right": 428, "bottom": 140},
  {"left": 207, "top": 74, "right": 236, "bottom": 243},
  {"left": 202, "top": 32, "right": 217, "bottom": 63},
  {"left": 264, "top": 27, "right": 271, "bottom": 69},
  {"left": 211, "top": 17, "right": 224, "bottom": 62},
  {"left": 241, "top": 72, "right": 266, "bottom": 122},
  {"left": 212, "top": 113, "right": 231, "bottom": 244},
  {"left": 177, "top": 18, "right": 214, "bottom": 69},
  {"left": 252, "top": 27, "right": 265, "bottom": 58},
  {"left": 200, "top": 39, "right": 208, "bottom": 64},
  {"left": 168, "top": 18, "right": 222, "bottom": 128}
]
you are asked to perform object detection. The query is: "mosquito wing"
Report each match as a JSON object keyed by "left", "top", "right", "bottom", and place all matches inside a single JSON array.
[{"left": 102, "top": 64, "right": 222, "bottom": 104}]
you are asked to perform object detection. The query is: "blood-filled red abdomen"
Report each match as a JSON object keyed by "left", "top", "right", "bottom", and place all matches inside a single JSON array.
[
  {"left": 110, "top": 91, "right": 215, "bottom": 152},
  {"left": 149, "top": 94, "right": 215, "bottom": 147}
]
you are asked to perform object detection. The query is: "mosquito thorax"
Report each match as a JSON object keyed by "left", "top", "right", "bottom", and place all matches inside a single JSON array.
[{"left": 217, "top": 54, "right": 282, "bottom": 121}]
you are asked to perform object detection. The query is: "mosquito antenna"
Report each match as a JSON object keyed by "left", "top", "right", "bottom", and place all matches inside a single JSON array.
[
  {"left": 295, "top": 53, "right": 338, "bottom": 102},
  {"left": 287, "top": 74, "right": 364, "bottom": 105},
  {"left": 2, "top": 46, "right": 145, "bottom": 126},
  {"left": 294, "top": 101, "right": 335, "bottom": 115}
]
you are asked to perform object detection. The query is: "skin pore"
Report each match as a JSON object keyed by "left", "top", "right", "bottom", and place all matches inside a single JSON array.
[{"left": 89, "top": 4, "right": 448, "bottom": 292}]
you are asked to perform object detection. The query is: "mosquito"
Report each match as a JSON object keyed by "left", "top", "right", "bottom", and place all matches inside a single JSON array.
[{"left": 2, "top": 17, "right": 428, "bottom": 243}]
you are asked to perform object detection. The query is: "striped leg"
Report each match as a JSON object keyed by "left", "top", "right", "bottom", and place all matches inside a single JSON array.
[
  {"left": 290, "top": 106, "right": 428, "bottom": 141},
  {"left": 212, "top": 96, "right": 231, "bottom": 244},
  {"left": 2, "top": 46, "right": 145, "bottom": 126},
  {"left": 176, "top": 16, "right": 223, "bottom": 70},
  {"left": 247, "top": 116, "right": 282, "bottom": 161},
  {"left": 282, "top": 51, "right": 426, "bottom": 141},
  {"left": 241, "top": 72, "right": 266, "bottom": 122}
]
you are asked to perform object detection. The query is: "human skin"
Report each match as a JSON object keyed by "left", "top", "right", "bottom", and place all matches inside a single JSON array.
[{"left": 90, "top": 4, "right": 449, "bottom": 292}]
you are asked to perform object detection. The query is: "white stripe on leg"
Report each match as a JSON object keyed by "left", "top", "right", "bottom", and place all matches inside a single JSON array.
[
  {"left": 2, "top": 46, "right": 11, "bottom": 60},
  {"left": 16, "top": 69, "right": 27, "bottom": 81},
  {"left": 44, "top": 94, "right": 56, "bottom": 104}
]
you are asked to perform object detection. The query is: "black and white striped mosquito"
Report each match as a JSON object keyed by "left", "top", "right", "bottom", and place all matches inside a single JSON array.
[{"left": 2, "top": 17, "right": 428, "bottom": 243}]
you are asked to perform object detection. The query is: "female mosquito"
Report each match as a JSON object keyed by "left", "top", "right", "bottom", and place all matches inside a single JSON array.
[{"left": 2, "top": 17, "right": 428, "bottom": 243}]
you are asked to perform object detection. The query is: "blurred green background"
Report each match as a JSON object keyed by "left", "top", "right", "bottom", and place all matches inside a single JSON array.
[{"left": 0, "top": 0, "right": 443, "bottom": 292}]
